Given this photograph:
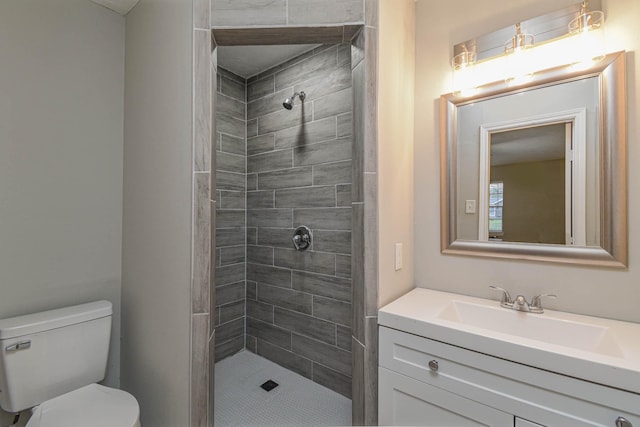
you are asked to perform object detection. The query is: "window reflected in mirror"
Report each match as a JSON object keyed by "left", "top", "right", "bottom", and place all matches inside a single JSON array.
[{"left": 488, "top": 181, "right": 503, "bottom": 239}]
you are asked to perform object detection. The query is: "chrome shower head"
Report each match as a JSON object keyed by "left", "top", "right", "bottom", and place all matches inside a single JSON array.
[{"left": 283, "top": 91, "right": 305, "bottom": 110}]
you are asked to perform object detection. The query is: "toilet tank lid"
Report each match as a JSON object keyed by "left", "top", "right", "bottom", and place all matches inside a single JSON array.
[{"left": 0, "top": 301, "right": 112, "bottom": 340}]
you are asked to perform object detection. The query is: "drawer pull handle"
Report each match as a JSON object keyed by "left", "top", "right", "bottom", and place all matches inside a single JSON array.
[
  {"left": 616, "top": 417, "right": 632, "bottom": 427},
  {"left": 428, "top": 359, "right": 439, "bottom": 372},
  {"left": 5, "top": 340, "right": 31, "bottom": 352}
]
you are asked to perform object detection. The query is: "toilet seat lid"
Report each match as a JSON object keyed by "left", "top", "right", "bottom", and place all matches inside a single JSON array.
[{"left": 26, "top": 384, "right": 139, "bottom": 427}]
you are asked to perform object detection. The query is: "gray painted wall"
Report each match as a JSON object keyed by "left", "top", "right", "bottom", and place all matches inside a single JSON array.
[
  {"left": 0, "top": 0, "right": 124, "bottom": 422},
  {"left": 121, "top": 0, "right": 193, "bottom": 425}
]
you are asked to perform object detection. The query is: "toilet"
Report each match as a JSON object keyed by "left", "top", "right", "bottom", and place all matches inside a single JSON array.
[{"left": 0, "top": 301, "right": 140, "bottom": 427}]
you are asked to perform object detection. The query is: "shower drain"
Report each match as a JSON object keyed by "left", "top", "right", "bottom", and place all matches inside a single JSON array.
[{"left": 260, "top": 379, "right": 279, "bottom": 392}]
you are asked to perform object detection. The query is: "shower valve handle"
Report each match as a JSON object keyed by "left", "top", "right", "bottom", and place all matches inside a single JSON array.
[{"left": 292, "top": 226, "right": 312, "bottom": 251}]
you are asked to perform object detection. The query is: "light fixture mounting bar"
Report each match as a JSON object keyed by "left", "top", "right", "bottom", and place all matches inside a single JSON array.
[{"left": 453, "top": 0, "right": 602, "bottom": 62}]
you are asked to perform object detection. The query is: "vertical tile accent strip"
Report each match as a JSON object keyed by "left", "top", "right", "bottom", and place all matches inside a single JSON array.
[
  {"left": 194, "top": 30, "right": 212, "bottom": 172},
  {"left": 191, "top": 314, "right": 209, "bottom": 427},
  {"left": 351, "top": 338, "right": 365, "bottom": 425},
  {"left": 192, "top": 0, "right": 213, "bottom": 424},
  {"left": 364, "top": 316, "right": 378, "bottom": 426},
  {"left": 193, "top": 173, "right": 211, "bottom": 314},
  {"left": 351, "top": 3, "right": 378, "bottom": 423},
  {"left": 351, "top": 203, "right": 365, "bottom": 343},
  {"left": 194, "top": 0, "right": 210, "bottom": 29},
  {"left": 209, "top": 43, "right": 217, "bottom": 427},
  {"left": 208, "top": 330, "right": 215, "bottom": 427}
]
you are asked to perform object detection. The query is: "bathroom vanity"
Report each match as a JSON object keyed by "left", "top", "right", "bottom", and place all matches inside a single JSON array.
[{"left": 378, "top": 289, "right": 640, "bottom": 426}]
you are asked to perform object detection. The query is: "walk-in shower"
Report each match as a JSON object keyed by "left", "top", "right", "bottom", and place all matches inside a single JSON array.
[
  {"left": 213, "top": 43, "right": 354, "bottom": 426},
  {"left": 282, "top": 91, "right": 306, "bottom": 110}
]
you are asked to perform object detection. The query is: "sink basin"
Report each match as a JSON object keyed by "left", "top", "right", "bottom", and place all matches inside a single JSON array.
[{"left": 437, "top": 300, "right": 624, "bottom": 357}]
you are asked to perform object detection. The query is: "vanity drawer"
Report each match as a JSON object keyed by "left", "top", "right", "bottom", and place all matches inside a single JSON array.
[
  {"left": 380, "top": 326, "right": 640, "bottom": 427},
  {"left": 379, "top": 366, "right": 513, "bottom": 426}
]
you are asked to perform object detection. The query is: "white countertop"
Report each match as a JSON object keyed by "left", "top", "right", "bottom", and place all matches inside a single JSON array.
[{"left": 379, "top": 288, "right": 640, "bottom": 394}]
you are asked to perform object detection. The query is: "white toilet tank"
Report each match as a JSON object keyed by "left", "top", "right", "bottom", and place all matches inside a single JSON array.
[{"left": 0, "top": 301, "right": 112, "bottom": 413}]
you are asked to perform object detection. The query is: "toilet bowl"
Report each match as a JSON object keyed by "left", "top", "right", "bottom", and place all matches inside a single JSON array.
[{"left": 0, "top": 301, "right": 141, "bottom": 426}]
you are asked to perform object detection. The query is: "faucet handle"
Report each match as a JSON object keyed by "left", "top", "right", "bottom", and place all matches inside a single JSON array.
[
  {"left": 531, "top": 294, "right": 557, "bottom": 310},
  {"left": 489, "top": 285, "right": 512, "bottom": 304}
]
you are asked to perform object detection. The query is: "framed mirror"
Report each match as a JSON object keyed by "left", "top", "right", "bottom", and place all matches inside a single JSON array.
[{"left": 441, "top": 51, "right": 627, "bottom": 267}]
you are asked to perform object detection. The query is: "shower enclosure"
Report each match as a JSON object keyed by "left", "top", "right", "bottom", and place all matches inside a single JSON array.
[
  {"left": 205, "top": 15, "right": 380, "bottom": 424},
  {"left": 214, "top": 43, "right": 354, "bottom": 398}
]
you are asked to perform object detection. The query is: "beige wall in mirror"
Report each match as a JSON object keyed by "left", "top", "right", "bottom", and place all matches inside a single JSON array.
[
  {"left": 414, "top": 0, "right": 640, "bottom": 324},
  {"left": 491, "top": 153, "right": 566, "bottom": 245}
]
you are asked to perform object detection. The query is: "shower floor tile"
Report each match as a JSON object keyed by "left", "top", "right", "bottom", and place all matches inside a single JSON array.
[{"left": 214, "top": 350, "right": 352, "bottom": 426}]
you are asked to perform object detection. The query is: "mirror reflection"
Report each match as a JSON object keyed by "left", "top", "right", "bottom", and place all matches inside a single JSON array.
[
  {"left": 456, "top": 76, "right": 600, "bottom": 247},
  {"left": 488, "top": 124, "right": 567, "bottom": 244}
]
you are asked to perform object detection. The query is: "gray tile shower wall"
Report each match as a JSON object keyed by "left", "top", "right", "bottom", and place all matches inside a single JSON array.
[
  {"left": 246, "top": 45, "right": 353, "bottom": 398},
  {"left": 214, "top": 67, "right": 246, "bottom": 361},
  {"left": 213, "top": 46, "right": 353, "bottom": 398}
]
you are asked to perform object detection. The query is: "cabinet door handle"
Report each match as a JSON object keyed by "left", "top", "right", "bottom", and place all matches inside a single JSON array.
[
  {"left": 616, "top": 417, "right": 632, "bottom": 427},
  {"left": 428, "top": 359, "right": 439, "bottom": 372}
]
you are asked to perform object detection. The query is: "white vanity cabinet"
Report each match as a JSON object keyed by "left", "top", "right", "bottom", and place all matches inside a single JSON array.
[{"left": 378, "top": 325, "right": 640, "bottom": 427}]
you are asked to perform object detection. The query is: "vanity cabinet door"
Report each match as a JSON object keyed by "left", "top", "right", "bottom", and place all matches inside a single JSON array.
[{"left": 379, "top": 367, "right": 513, "bottom": 427}]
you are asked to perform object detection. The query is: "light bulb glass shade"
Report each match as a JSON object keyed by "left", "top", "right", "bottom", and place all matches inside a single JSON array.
[
  {"left": 451, "top": 51, "right": 477, "bottom": 97},
  {"left": 568, "top": 10, "right": 605, "bottom": 65},
  {"left": 569, "top": 9, "right": 604, "bottom": 33},
  {"left": 503, "top": 33, "right": 534, "bottom": 54},
  {"left": 503, "top": 30, "right": 535, "bottom": 86}
]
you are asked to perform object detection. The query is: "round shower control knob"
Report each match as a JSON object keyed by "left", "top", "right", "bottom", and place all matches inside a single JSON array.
[{"left": 292, "top": 226, "right": 312, "bottom": 251}]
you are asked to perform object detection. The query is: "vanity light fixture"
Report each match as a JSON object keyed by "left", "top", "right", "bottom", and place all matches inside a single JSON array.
[
  {"left": 568, "top": 0, "right": 606, "bottom": 68},
  {"left": 449, "top": 1, "right": 607, "bottom": 97},
  {"left": 451, "top": 45, "right": 477, "bottom": 98}
]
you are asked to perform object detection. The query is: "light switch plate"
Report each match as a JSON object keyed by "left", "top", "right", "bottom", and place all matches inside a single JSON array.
[
  {"left": 465, "top": 200, "right": 476, "bottom": 214},
  {"left": 395, "top": 243, "right": 403, "bottom": 271}
]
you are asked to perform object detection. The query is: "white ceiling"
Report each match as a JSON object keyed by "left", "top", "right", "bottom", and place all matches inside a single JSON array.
[
  {"left": 217, "top": 44, "right": 320, "bottom": 79},
  {"left": 90, "top": 0, "right": 139, "bottom": 14},
  {"left": 491, "top": 123, "right": 566, "bottom": 166}
]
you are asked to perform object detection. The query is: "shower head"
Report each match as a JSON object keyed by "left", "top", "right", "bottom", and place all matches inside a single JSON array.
[
  {"left": 282, "top": 99, "right": 294, "bottom": 110},
  {"left": 283, "top": 91, "right": 306, "bottom": 110}
]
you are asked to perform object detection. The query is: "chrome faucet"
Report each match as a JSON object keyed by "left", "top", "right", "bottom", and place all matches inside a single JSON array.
[{"left": 489, "top": 285, "right": 556, "bottom": 314}]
